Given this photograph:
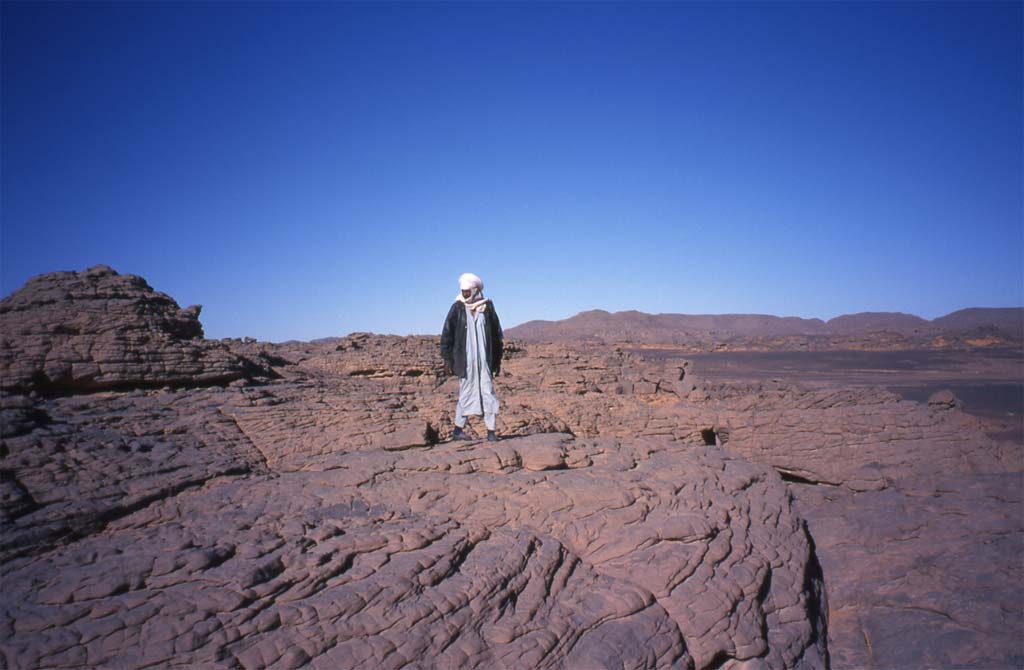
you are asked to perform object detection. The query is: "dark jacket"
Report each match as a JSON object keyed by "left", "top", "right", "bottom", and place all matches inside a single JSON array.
[{"left": 440, "top": 301, "right": 503, "bottom": 378}]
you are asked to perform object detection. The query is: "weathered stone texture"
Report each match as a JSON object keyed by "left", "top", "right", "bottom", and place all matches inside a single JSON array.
[
  {"left": 0, "top": 265, "right": 260, "bottom": 393},
  {"left": 1, "top": 434, "right": 828, "bottom": 670},
  {"left": 2, "top": 268, "right": 1020, "bottom": 669}
]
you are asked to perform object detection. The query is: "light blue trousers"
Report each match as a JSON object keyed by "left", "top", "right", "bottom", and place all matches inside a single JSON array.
[{"left": 455, "top": 307, "right": 499, "bottom": 431}]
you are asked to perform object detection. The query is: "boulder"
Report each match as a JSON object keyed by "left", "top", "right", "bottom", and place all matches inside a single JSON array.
[{"left": 927, "top": 388, "right": 960, "bottom": 409}]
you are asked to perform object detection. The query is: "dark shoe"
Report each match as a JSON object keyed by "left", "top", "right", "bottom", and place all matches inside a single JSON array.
[
  {"left": 452, "top": 426, "right": 469, "bottom": 441},
  {"left": 487, "top": 430, "right": 498, "bottom": 442}
]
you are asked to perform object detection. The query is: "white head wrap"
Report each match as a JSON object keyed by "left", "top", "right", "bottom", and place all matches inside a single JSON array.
[
  {"left": 458, "top": 272, "right": 483, "bottom": 293},
  {"left": 456, "top": 272, "right": 489, "bottom": 312}
]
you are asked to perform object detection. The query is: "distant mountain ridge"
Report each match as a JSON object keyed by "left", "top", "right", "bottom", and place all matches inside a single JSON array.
[{"left": 506, "top": 307, "right": 1023, "bottom": 350}]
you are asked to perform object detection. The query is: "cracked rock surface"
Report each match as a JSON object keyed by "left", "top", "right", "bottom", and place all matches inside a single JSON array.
[
  {"left": 2, "top": 267, "right": 1020, "bottom": 669},
  {"left": 2, "top": 434, "right": 827, "bottom": 670},
  {"left": 1, "top": 269, "right": 828, "bottom": 669}
]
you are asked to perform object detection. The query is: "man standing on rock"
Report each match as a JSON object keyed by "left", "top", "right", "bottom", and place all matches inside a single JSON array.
[{"left": 440, "top": 272, "right": 503, "bottom": 442}]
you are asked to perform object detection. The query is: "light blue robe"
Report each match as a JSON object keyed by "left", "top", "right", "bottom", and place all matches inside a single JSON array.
[{"left": 455, "top": 304, "right": 500, "bottom": 429}]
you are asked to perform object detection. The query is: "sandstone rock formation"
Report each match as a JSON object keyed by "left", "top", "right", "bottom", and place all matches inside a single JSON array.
[
  {"left": 264, "top": 336, "right": 1021, "bottom": 669},
  {"left": 1, "top": 269, "right": 829, "bottom": 669},
  {"left": 2, "top": 267, "right": 1020, "bottom": 669},
  {"left": 1, "top": 432, "right": 828, "bottom": 669},
  {"left": 0, "top": 265, "right": 274, "bottom": 394}
]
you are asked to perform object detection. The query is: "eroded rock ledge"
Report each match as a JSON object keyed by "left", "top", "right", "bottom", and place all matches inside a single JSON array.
[
  {"left": 7, "top": 266, "right": 1018, "bottom": 669},
  {"left": 0, "top": 267, "right": 830, "bottom": 669},
  {"left": 0, "top": 265, "right": 274, "bottom": 394}
]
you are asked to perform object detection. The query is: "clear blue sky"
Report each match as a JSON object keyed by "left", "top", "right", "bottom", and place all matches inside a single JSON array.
[{"left": 3, "top": 1, "right": 1021, "bottom": 342}]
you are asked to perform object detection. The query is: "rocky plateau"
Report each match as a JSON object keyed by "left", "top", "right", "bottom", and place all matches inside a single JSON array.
[{"left": 1, "top": 267, "right": 1020, "bottom": 669}]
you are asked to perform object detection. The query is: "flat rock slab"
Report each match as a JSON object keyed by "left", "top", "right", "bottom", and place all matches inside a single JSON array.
[
  {"left": 0, "top": 387, "right": 269, "bottom": 561},
  {"left": 792, "top": 472, "right": 1023, "bottom": 670}
]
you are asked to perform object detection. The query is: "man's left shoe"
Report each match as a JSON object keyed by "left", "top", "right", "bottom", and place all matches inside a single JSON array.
[{"left": 487, "top": 430, "right": 498, "bottom": 442}]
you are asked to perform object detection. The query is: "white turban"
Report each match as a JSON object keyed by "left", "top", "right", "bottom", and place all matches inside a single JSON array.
[
  {"left": 456, "top": 272, "right": 489, "bottom": 312},
  {"left": 458, "top": 273, "right": 483, "bottom": 292}
]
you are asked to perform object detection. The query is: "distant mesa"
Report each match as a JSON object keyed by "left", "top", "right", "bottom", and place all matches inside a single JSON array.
[
  {"left": 823, "top": 311, "right": 930, "bottom": 335},
  {"left": 507, "top": 307, "right": 1023, "bottom": 349},
  {"left": 932, "top": 307, "right": 1024, "bottom": 336}
]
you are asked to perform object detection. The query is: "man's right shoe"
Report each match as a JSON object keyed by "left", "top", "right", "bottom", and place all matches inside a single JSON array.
[{"left": 452, "top": 426, "right": 469, "bottom": 441}]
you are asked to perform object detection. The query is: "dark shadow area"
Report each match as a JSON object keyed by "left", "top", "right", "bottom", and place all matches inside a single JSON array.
[
  {"left": 802, "top": 522, "right": 831, "bottom": 669},
  {"left": 778, "top": 471, "right": 834, "bottom": 486}
]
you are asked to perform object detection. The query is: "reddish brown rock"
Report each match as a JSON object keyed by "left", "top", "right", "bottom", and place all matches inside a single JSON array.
[
  {"left": 792, "top": 472, "right": 1021, "bottom": 670},
  {"left": 927, "top": 388, "right": 959, "bottom": 408},
  {"left": 2, "top": 268, "right": 1020, "bottom": 670},
  {"left": 0, "top": 434, "right": 829, "bottom": 670},
  {"left": 0, "top": 270, "right": 831, "bottom": 669},
  {"left": 0, "top": 265, "right": 266, "bottom": 393},
  {"left": 0, "top": 386, "right": 269, "bottom": 561}
]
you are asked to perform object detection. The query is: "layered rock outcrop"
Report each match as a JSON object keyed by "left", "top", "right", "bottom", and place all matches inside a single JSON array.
[
  {"left": 267, "top": 334, "right": 1021, "bottom": 669},
  {"left": 2, "top": 267, "right": 1020, "bottom": 669},
  {"left": 1, "top": 269, "right": 831, "bottom": 670},
  {"left": 0, "top": 265, "right": 271, "bottom": 394}
]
